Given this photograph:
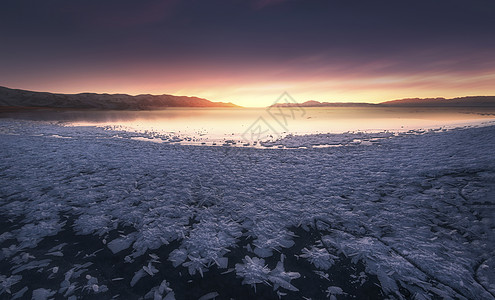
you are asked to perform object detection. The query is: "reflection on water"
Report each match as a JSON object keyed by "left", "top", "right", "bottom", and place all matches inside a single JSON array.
[{"left": 2, "top": 107, "right": 495, "bottom": 143}]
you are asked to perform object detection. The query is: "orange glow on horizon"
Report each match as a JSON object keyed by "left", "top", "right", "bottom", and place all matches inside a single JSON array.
[{"left": 3, "top": 61, "right": 495, "bottom": 107}]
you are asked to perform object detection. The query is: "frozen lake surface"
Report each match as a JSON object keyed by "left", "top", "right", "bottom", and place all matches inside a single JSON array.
[{"left": 1, "top": 118, "right": 495, "bottom": 299}]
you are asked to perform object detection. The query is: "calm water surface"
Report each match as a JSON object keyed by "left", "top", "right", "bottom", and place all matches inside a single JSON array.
[{"left": 2, "top": 107, "right": 495, "bottom": 144}]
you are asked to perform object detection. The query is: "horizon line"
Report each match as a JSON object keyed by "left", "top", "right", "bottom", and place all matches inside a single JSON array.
[{"left": 2, "top": 85, "right": 495, "bottom": 108}]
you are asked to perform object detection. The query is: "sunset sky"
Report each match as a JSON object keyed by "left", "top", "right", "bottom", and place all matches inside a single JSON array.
[{"left": 1, "top": 0, "right": 495, "bottom": 107}]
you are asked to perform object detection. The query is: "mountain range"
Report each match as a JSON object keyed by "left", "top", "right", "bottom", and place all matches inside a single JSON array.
[
  {"left": 0, "top": 86, "right": 238, "bottom": 110},
  {"left": 2, "top": 86, "right": 495, "bottom": 110},
  {"left": 272, "top": 96, "right": 495, "bottom": 107}
]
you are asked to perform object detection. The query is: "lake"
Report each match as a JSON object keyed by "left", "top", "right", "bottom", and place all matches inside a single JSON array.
[{"left": 2, "top": 106, "right": 495, "bottom": 145}]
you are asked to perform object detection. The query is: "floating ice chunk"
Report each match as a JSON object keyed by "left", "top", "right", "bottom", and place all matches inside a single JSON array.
[
  {"left": 75, "top": 262, "right": 94, "bottom": 270},
  {"left": 130, "top": 269, "right": 146, "bottom": 287},
  {"left": 60, "top": 280, "right": 69, "bottom": 289},
  {"left": 144, "top": 280, "right": 175, "bottom": 300},
  {"left": 64, "top": 269, "right": 74, "bottom": 281},
  {"left": 163, "top": 291, "right": 176, "bottom": 300},
  {"left": 149, "top": 253, "right": 160, "bottom": 262},
  {"left": 300, "top": 246, "right": 337, "bottom": 270},
  {"left": 1, "top": 244, "right": 19, "bottom": 259},
  {"left": 169, "top": 249, "right": 188, "bottom": 267},
  {"left": 143, "top": 288, "right": 156, "bottom": 299},
  {"left": 92, "top": 284, "right": 108, "bottom": 293},
  {"left": 11, "top": 286, "right": 28, "bottom": 299},
  {"left": 268, "top": 258, "right": 300, "bottom": 292},
  {"left": 326, "top": 286, "right": 346, "bottom": 300},
  {"left": 86, "top": 275, "right": 98, "bottom": 286},
  {"left": 32, "top": 288, "right": 56, "bottom": 300},
  {"left": 107, "top": 233, "right": 138, "bottom": 254},
  {"left": 46, "top": 251, "right": 63, "bottom": 257},
  {"left": 49, "top": 134, "right": 71, "bottom": 139},
  {"left": 78, "top": 274, "right": 108, "bottom": 294},
  {"left": 11, "top": 259, "right": 51, "bottom": 274},
  {"left": 83, "top": 249, "right": 103, "bottom": 258},
  {"left": 61, "top": 282, "right": 77, "bottom": 297},
  {"left": 0, "top": 232, "right": 13, "bottom": 244},
  {"left": 21, "top": 252, "right": 35, "bottom": 262},
  {"left": 314, "top": 270, "right": 331, "bottom": 281},
  {"left": 215, "top": 257, "right": 229, "bottom": 269},
  {"left": 183, "top": 255, "right": 208, "bottom": 277},
  {"left": 254, "top": 247, "right": 273, "bottom": 258},
  {"left": 47, "top": 243, "right": 67, "bottom": 252},
  {"left": 0, "top": 274, "right": 22, "bottom": 295},
  {"left": 326, "top": 286, "right": 344, "bottom": 295},
  {"left": 143, "top": 262, "right": 159, "bottom": 276},
  {"left": 158, "top": 280, "right": 173, "bottom": 295},
  {"left": 198, "top": 291, "right": 219, "bottom": 300},
  {"left": 130, "top": 137, "right": 164, "bottom": 143}
]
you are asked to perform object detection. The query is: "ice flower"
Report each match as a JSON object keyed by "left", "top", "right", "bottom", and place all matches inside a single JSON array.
[
  {"left": 268, "top": 256, "right": 300, "bottom": 291},
  {"left": 235, "top": 256, "right": 271, "bottom": 291},
  {"left": 326, "top": 286, "right": 344, "bottom": 299},
  {"left": 300, "top": 246, "right": 337, "bottom": 270},
  {"left": 183, "top": 255, "right": 209, "bottom": 277},
  {"left": 236, "top": 255, "right": 300, "bottom": 292}
]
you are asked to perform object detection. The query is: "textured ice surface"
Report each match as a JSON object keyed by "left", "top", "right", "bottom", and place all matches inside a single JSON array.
[{"left": 1, "top": 119, "right": 495, "bottom": 299}]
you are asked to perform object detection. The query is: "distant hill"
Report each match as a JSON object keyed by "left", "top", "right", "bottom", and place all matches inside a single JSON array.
[
  {"left": 380, "top": 96, "right": 495, "bottom": 107},
  {"left": 272, "top": 100, "right": 375, "bottom": 107},
  {"left": 0, "top": 86, "right": 239, "bottom": 110},
  {"left": 271, "top": 96, "right": 495, "bottom": 108}
]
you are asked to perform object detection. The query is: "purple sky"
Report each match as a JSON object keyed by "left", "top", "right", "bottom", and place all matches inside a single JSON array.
[{"left": 1, "top": 0, "right": 495, "bottom": 106}]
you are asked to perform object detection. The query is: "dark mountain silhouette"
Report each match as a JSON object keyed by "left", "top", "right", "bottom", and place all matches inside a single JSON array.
[
  {"left": 0, "top": 86, "right": 239, "bottom": 110},
  {"left": 380, "top": 96, "right": 495, "bottom": 106},
  {"left": 271, "top": 96, "right": 495, "bottom": 107},
  {"left": 272, "top": 100, "right": 375, "bottom": 107},
  {"left": 2, "top": 86, "right": 495, "bottom": 110}
]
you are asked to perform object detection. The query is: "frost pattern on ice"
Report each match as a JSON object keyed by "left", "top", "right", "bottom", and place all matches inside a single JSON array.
[{"left": 1, "top": 119, "right": 495, "bottom": 299}]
